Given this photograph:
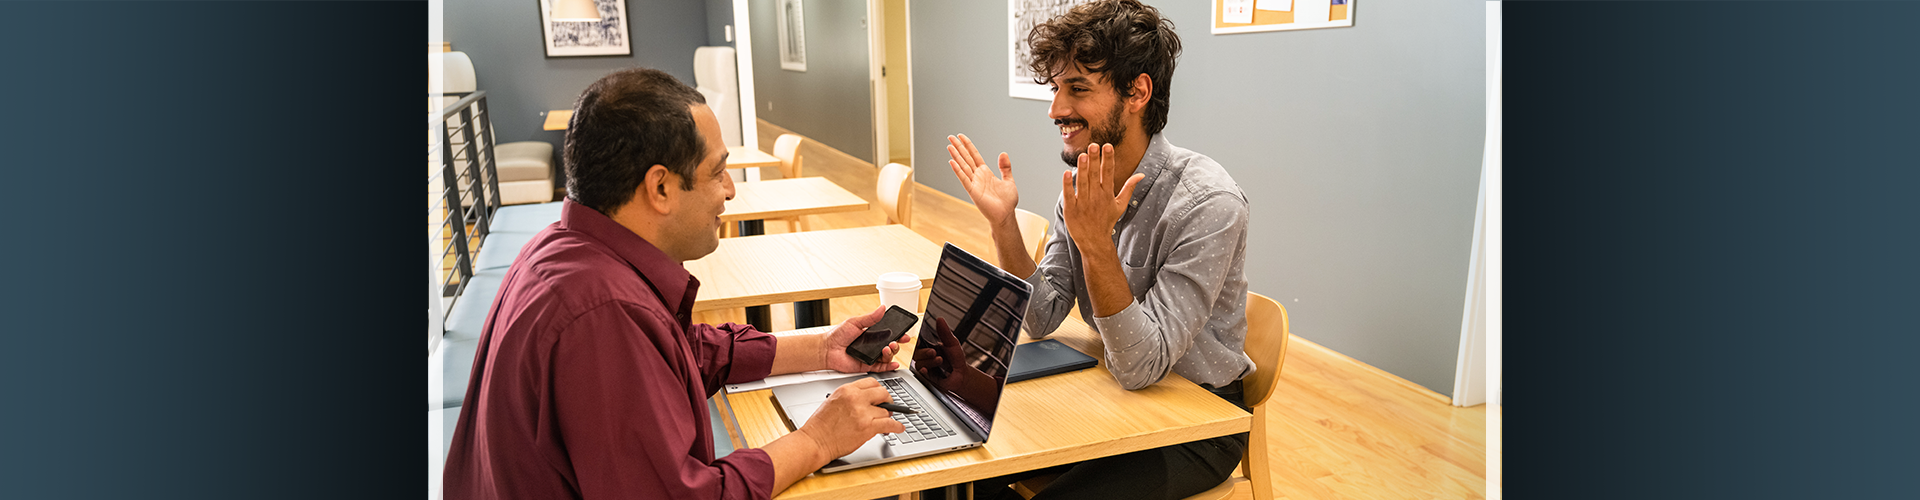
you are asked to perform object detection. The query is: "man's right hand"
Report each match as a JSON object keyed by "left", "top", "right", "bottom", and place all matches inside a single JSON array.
[
  {"left": 947, "top": 134, "right": 1020, "bottom": 228},
  {"left": 794, "top": 378, "right": 906, "bottom": 461}
]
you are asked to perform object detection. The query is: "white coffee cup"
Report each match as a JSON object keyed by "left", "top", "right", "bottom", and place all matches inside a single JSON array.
[{"left": 876, "top": 272, "right": 922, "bottom": 312}]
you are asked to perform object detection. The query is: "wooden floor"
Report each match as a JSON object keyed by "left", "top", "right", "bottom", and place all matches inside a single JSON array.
[{"left": 695, "top": 120, "right": 1494, "bottom": 499}]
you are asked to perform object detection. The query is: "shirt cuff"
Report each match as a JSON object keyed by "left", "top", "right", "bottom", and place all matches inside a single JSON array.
[
  {"left": 1091, "top": 300, "right": 1149, "bottom": 348},
  {"left": 712, "top": 447, "right": 776, "bottom": 500},
  {"left": 727, "top": 328, "right": 778, "bottom": 384}
]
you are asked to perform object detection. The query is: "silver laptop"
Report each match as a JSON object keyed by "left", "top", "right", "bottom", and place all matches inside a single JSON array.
[{"left": 772, "top": 243, "right": 1030, "bottom": 473}]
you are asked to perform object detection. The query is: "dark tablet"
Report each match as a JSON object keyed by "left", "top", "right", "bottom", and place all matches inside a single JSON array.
[{"left": 1007, "top": 339, "right": 1098, "bottom": 383}]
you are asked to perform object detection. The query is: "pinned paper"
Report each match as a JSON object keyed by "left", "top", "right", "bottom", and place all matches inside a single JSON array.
[
  {"left": 1257, "top": 0, "right": 1292, "bottom": 12},
  {"left": 1223, "top": 0, "right": 1255, "bottom": 24},
  {"left": 1295, "top": 0, "right": 1331, "bottom": 23}
]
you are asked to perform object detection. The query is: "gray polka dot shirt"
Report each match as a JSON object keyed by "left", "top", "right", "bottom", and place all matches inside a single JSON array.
[{"left": 1023, "top": 134, "right": 1253, "bottom": 391}]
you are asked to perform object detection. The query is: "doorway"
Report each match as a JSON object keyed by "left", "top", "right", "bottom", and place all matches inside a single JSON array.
[{"left": 870, "top": 0, "right": 912, "bottom": 168}]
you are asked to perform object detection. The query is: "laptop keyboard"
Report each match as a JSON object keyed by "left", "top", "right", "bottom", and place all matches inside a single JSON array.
[{"left": 880, "top": 378, "right": 956, "bottom": 444}]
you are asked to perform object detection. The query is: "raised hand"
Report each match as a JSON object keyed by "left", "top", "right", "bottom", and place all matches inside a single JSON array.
[
  {"left": 1060, "top": 143, "right": 1143, "bottom": 249},
  {"left": 946, "top": 134, "right": 1020, "bottom": 228}
]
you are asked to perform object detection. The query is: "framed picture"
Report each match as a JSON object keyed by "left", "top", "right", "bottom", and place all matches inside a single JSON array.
[
  {"left": 538, "top": 0, "right": 632, "bottom": 57},
  {"left": 776, "top": 0, "right": 807, "bottom": 72},
  {"left": 1009, "top": 0, "right": 1094, "bottom": 100}
]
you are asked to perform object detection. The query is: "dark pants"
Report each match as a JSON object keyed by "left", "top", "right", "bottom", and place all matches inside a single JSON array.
[{"left": 935, "top": 380, "right": 1252, "bottom": 500}]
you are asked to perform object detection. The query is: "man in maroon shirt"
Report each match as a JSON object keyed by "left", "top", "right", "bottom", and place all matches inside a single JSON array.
[{"left": 444, "top": 68, "right": 910, "bottom": 500}]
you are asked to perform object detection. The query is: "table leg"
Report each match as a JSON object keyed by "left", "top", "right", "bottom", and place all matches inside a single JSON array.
[
  {"left": 794, "top": 299, "right": 830, "bottom": 329},
  {"left": 737, "top": 219, "right": 772, "bottom": 331}
]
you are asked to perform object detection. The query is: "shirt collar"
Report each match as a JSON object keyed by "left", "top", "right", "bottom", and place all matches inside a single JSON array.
[
  {"left": 558, "top": 198, "right": 696, "bottom": 311},
  {"left": 1122, "top": 134, "right": 1173, "bottom": 220}
]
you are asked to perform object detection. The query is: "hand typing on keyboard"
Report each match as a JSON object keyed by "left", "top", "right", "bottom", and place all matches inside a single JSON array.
[{"left": 792, "top": 378, "right": 908, "bottom": 460}]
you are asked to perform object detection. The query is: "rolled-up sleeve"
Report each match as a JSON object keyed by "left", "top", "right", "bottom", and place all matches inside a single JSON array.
[
  {"left": 1091, "top": 192, "right": 1250, "bottom": 390},
  {"left": 689, "top": 321, "right": 776, "bottom": 397},
  {"left": 553, "top": 302, "right": 775, "bottom": 500},
  {"left": 1022, "top": 196, "right": 1081, "bottom": 339}
]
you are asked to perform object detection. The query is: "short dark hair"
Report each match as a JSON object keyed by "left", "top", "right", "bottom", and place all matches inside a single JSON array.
[
  {"left": 563, "top": 67, "right": 709, "bottom": 216},
  {"left": 1026, "top": 0, "right": 1181, "bottom": 136}
]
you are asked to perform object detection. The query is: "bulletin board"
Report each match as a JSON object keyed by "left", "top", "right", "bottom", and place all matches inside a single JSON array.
[{"left": 1213, "top": 0, "right": 1354, "bottom": 35}]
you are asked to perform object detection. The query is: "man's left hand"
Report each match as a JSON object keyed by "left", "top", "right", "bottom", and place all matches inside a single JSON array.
[
  {"left": 821, "top": 306, "right": 911, "bottom": 373},
  {"left": 1061, "top": 143, "right": 1144, "bottom": 250}
]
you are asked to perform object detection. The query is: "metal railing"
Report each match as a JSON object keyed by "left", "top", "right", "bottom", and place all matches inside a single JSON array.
[{"left": 429, "top": 91, "right": 504, "bottom": 300}]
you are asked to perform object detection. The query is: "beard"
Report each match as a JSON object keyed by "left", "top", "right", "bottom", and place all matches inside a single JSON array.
[{"left": 1058, "top": 109, "right": 1129, "bottom": 167}]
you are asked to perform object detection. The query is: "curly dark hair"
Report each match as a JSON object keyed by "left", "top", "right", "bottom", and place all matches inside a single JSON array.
[
  {"left": 563, "top": 68, "right": 708, "bottom": 216},
  {"left": 1026, "top": 0, "right": 1182, "bottom": 136}
]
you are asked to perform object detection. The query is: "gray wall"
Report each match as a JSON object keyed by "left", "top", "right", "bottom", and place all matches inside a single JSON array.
[
  {"left": 910, "top": 1, "right": 1484, "bottom": 395},
  {"left": 705, "top": 0, "right": 735, "bottom": 47},
  {"left": 748, "top": 0, "right": 874, "bottom": 163},
  {"left": 446, "top": 0, "right": 713, "bottom": 187}
]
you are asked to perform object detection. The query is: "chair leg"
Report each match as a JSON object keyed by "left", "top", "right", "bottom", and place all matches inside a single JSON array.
[{"left": 1247, "top": 404, "right": 1274, "bottom": 500}]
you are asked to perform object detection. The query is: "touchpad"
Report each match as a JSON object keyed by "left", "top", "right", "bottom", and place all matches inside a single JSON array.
[{"left": 781, "top": 402, "right": 822, "bottom": 430}]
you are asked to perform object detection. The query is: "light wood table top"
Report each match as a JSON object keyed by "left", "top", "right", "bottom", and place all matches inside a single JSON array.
[
  {"left": 725, "top": 147, "right": 782, "bottom": 171},
  {"left": 717, "top": 317, "right": 1252, "bottom": 500},
  {"left": 684, "top": 225, "right": 942, "bottom": 313},
  {"left": 722, "top": 178, "right": 869, "bottom": 222},
  {"left": 542, "top": 109, "right": 572, "bottom": 131}
]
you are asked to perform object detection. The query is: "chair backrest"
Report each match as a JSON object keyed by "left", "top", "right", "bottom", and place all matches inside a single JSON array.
[
  {"left": 1243, "top": 291, "right": 1290, "bottom": 409},
  {"left": 772, "top": 134, "right": 804, "bottom": 179},
  {"left": 876, "top": 163, "right": 913, "bottom": 225},
  {"left": 1014, "top": 208, "right": 1050, "bottom": 263}
]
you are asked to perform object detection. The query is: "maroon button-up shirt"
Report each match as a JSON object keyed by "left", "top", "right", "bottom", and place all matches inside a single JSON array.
[{"left": 445, "top": 199, "right": 778, "bottom": 500}]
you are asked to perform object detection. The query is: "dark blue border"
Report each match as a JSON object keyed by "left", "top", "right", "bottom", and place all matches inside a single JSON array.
[
  {"left": 1506, "top": 2, "right": 1920, "bottom": 497},
  {"left": 0, "top": 2, "right": 418, "bottom": 496}
]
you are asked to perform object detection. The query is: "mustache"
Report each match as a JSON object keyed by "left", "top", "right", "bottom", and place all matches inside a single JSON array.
[{"left": 1053, "top": 118, "right": 1087, "bottom": 127}]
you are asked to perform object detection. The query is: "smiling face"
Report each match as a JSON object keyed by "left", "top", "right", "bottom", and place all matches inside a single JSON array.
[
  {"left": 1048, "top": 63, "right": 1130, "bottom": 167},
  {"left": 660, "top": 103, "right": 736, "bottom": 261}
]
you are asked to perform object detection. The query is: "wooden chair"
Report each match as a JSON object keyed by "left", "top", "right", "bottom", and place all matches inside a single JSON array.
[
  {"left": 770, "top": 134, "right": 808, "bottom": 232},
  {"left": 1014, "top": 292, "right": 1290, "bottom": 500},
  {"left": 876, "top": 163, "right": 913, "bottom": 226},
  {"left": 1014, "top": 208, "right": 1050, "bottom": 263}
]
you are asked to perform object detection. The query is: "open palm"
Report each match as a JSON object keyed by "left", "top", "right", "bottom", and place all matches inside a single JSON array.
[{"left": 946, "top": 134, "right": 1020, "bottom": 227}]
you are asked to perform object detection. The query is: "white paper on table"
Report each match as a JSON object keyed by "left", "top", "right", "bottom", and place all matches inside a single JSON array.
[
  {"left": 1295, "top": 0, "right": 1331, "bottom": 24},
  {"left": 726, "top": 369, "right": 863, "bottom": 394},
  {"left": 1222, "top": 0, "right": 1255, "bottom": 24},
  {"left": 1256, "top": 0, "right": 1292, "bottom": 12}
]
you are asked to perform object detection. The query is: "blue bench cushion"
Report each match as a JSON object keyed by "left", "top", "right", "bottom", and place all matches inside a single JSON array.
[
  {"left": 488, "top": 201, "right": 563, "bottom": 233},
  {"left": 473, "top": 231, "right": 535, "bottom": 272},
  {"left": 432, "top": 338, "right": 480, "bottom": 409},
  {"left": 709, "top": 398, "right": 735, "bottom": 458},
  {"left": 444, "top": 271, "right": 504, "bottom": 343}
]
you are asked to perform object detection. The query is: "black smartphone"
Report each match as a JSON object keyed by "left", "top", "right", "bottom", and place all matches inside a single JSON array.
[{"left": 845, "top": 305, "right": 918, "bottom": 365}]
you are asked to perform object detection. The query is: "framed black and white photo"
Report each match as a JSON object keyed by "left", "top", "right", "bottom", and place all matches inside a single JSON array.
[
  {"left": 1009, "top": 0, "right": 1094, "bottom": 100},
  {"left": 776, "top": 0, "right": 807, "bottom": 72},
  {"left": 538, "top": 0, "right": 632, "bottom": 57}
]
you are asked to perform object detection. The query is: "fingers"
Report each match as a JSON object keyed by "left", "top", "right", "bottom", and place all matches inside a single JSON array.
[
  {"left": 958, "top": 134, "right": 988, "bottom": 168},
  {"left": 878, "top": 414, "right": 907, "bottom": 434},
  {"left": 1116, "top": 173, "right": 1145, "bottom": 204},
  {"left": 997, "top": 152, "right": 1014, "bottom": 179},
  {"left": 1061, "top": 166, "right": 1076, "bottom": 200},
  {"left": 853, "top": 306, "right": 886, "bottom": 328}
]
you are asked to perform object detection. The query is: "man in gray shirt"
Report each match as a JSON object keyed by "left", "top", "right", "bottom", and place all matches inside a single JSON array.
[{"left": 942, "top": 1, "right": 1252, "bottom": 499}]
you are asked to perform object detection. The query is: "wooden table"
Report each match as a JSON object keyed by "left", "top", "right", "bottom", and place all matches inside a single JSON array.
[
  {"left": 717, "top": 317, "right": 1252, "bottom": 500},
  {"left": 722, "top": 177, "right": 869, "bottom": 223},
  {"left": 546, "top": 109, "right": 780, "bottom": 170},
  {"left": 542, "top": 109, "right": 572, "bottom": 131},
  {"left": 684, "top": 225, "right": 942, "bottom": 314}
]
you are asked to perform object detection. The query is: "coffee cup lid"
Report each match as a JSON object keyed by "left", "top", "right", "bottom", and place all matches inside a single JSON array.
[{"left": 877, "top": 272, "right": 921, "bottom": 290}]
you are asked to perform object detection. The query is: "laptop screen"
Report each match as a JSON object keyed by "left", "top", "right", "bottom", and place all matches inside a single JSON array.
[{"left": 909, "top": 244, "right": 1030, "bottom": 439}]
